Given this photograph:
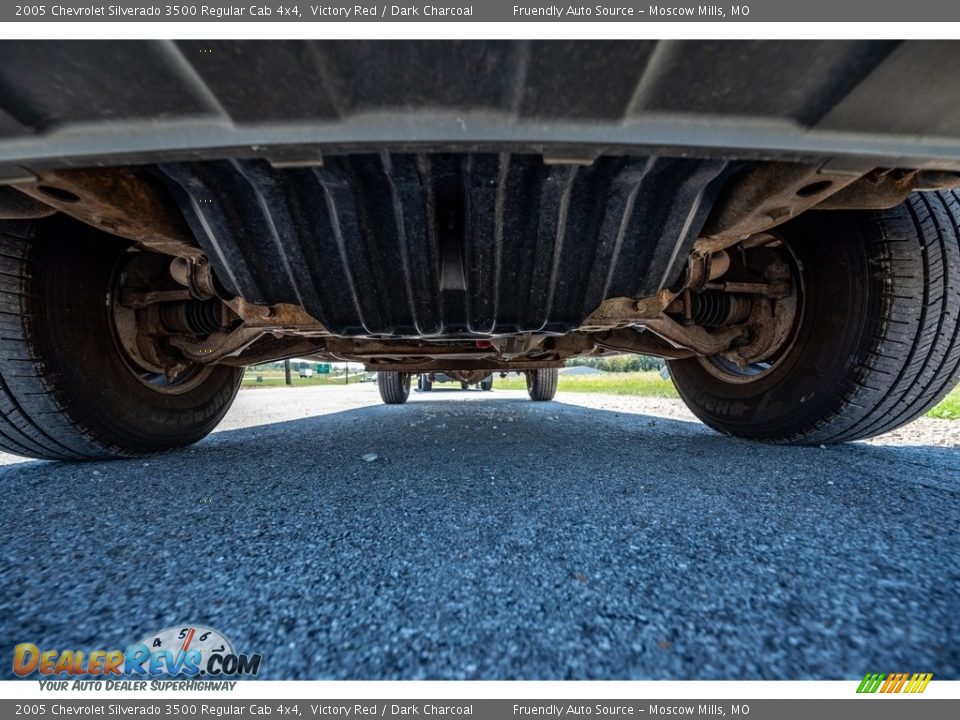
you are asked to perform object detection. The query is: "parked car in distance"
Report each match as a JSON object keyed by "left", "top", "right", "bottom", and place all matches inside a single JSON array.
[
  {"left": 418, "top": 371, "right": 493, "bottom": 392},
  {"left": 377, "top": 369, "right": 558, "bottom": 405}
]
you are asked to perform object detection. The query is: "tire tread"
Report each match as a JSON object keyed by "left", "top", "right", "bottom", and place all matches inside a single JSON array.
[{"left": 0, "top": 223, "right": 241, "bottom": 460}]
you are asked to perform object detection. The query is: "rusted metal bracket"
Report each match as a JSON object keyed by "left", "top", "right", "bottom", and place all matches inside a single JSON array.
[
  {"left": 591, "top": 329, "right": 696, "bottom": 360},
  {"left": 815, "top": 168, "right": 960, "bottom": 210},
  {"left": 168, "top": 327, "right": 265, "bottom": 363},
  {"left": 224, "top": 298, "right": 326, "bottom": 331},
  {"left": 644, "top": 314, "right": 748, "bottom": 356},
  {"left": 323, "top": 337, "right": 499, "bottom": 359},
  {"left": 118, "top": 289, "right": 193, "bottom": 309},
  {"left": 696, "top": 162, "right": 864, "bottom": 251},
  {"left": 702, "top": 280, "right": 791, "bottom": 299},
  {"left": 579, "top": 291, "right": 676, "bottom": 330},
  {"left": 362, "top": 358, "right": 563, "bottom": 373},
  {"left": 163, "top": 299, "right": 326, "bottom": 363},
  {"left": 13, "top": 168, "right": 201, "bottom": 257}
]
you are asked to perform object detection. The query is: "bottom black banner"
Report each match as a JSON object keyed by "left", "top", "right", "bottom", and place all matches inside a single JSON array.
[{"left": 3, "top": 700, "right": 957, "bottom": 720}]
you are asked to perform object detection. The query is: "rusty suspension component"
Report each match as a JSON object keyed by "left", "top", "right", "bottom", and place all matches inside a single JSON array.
[
  {"left": 14, "top": 169, "right": 201, "bottom": 257},
  {"left": 114, "top": 249, "right": 329, "bottom": 367},
  {"left": 574, "top": 230, "right": 799, "bottom": 363}
]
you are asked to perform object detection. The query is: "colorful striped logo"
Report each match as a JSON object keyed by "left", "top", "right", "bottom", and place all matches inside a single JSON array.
[{"left": 857, "top": 672, "right": 933, "bottom": 694}]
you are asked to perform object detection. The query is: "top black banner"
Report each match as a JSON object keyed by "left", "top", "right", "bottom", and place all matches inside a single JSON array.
[{"left": 3, "top": 1, "right": 960, "bottom": 22}]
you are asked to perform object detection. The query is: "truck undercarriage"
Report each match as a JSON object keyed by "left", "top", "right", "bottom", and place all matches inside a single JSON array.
[
  {"left": 1, "top": 40, "right": 959, "bottom": 458},
  {"left": 9, "top": 156, "right": 956, "bottom": 374}
]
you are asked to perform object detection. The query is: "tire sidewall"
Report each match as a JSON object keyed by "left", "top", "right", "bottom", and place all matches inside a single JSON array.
[
  {"left": 26, "top": 222, "right": 243, "bottom": 455},
  {"left": 668, "top": 213, "right": 877, "bottom": 441}
]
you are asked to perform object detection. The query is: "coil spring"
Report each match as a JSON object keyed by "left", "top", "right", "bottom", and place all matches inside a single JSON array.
[
  {"left": 690, "top": 292, "right": 733, "bottom": 327},
  {"left": 184, "top": 300, "right": 222, "bottom": 335},
  {"left": 160, "top": 300, "right": 222, "bottom": 336}
]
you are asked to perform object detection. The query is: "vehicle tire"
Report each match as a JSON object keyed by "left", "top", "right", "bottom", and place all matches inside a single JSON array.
[
  {"left": 378, "top": 371, "right": 411, "bottom": 404},
  {"left": 526, "top": 368, "right": 559, "bottom": 401},
  {"left": 480, "top": 376, "right": 493, "bottom": 391},
  {"left": 422, "top": 375, "right": 433, "bottom": 391},
  {"left": 460, "top": 381, "right": 469, "bottom": 390},
  {"left": 668, "top": 190, "right": 960, "bottom": 444},
  {"left": 0, "top": 219, "right": 244, "bottom": 461}
]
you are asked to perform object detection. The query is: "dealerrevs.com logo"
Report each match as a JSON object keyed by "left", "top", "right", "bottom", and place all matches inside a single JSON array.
[
  {"left": 857, "top": 673, "right": 933, "bottom": 694},
  {"left": 13, "top": 625, "right": 261, "bottom": 678}
]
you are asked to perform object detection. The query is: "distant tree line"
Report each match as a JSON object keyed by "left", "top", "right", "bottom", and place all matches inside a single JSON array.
[
  {"left": 247, "top": 360, "right": 327, "bottom": 371},
  {"left": 565, "top": 354, "right": 665, "bottom": 372},
  {"left": 248, "top": 361, "right": 309, "bottom": 370}
]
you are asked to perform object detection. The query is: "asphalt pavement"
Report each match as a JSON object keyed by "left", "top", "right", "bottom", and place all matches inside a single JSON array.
[{"left": 1, "top": 384, "right": 958, "bottom": 679}]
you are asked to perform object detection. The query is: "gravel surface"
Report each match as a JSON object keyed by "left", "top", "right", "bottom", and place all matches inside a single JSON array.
[{"left": 1, "top": 384, "right": 958, "bottom": 679}]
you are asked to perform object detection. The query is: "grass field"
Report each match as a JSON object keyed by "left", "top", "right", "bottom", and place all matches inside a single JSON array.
[
  {"left": 242, "top": 367, "right": 960, "bottom": 420},
  {"left": 928, "top": 387, "right": 960, "bottom": 420},
  {"left": 495, "top": 371, "right": 680, "bottom": 398},
  {"left": 241, "top": 369, "right": 372, "bottom": 388},
  {"left": 493, "top": 371, "right": 960, "bottom": 420}
]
